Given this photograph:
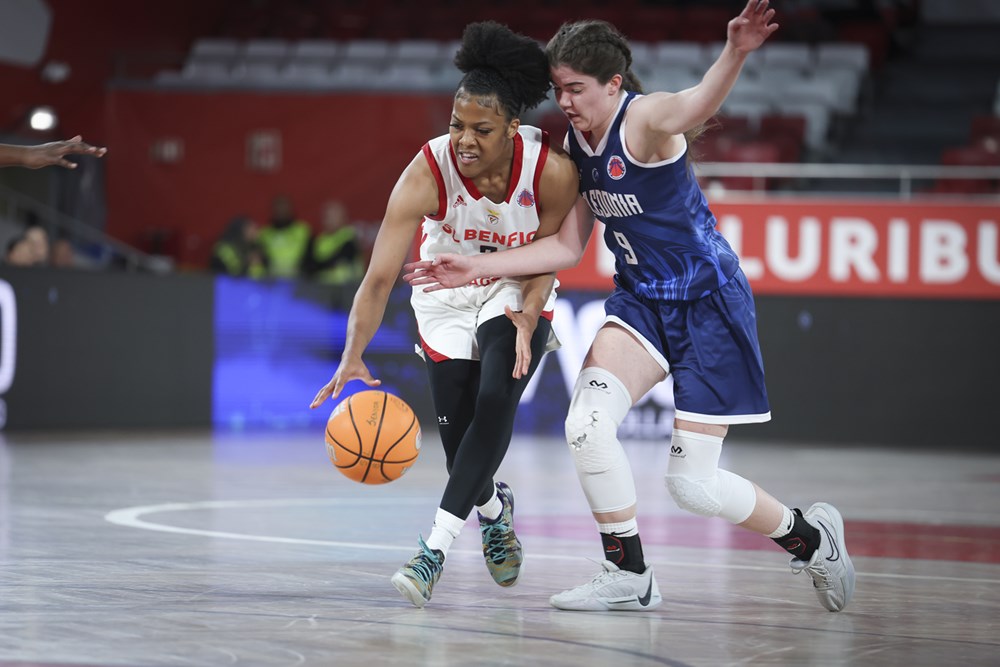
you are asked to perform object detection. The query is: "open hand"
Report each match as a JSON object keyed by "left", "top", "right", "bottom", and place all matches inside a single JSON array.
[
  {"left": 403, "top": 254, "right": 475, "bottom": 292},
  {"left": 505, "top": 305, "right": 537, "bottom": 379},
  {"left": 310, "top": 357, "right": 381, "bottom": 408},
  {"left": 24, "top": 135, "right": 107, "bottom": 169},
  {"left": 728, "top": 0, "right": 779, "bottom": 54}
]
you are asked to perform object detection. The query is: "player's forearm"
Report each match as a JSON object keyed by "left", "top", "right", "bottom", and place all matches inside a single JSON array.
[
  {"left": 681, "top": 44, "right": 747, "bottom": 127},
  {"left": 342, "top": 279, "right": 392, "bottom": 360},
  {"left": 478, "top": 235, "right": 581, "bottom": 278},
  {"left": 0, "top": 144, "right": 28, "bottom": 167},
  {"left": 518, "top": 273, "right": 556, "bottom": 320}
]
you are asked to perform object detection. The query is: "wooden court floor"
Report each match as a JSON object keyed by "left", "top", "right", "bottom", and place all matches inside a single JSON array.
[{"left": 1, "top": 429, "right": 998, "bottom": 666}]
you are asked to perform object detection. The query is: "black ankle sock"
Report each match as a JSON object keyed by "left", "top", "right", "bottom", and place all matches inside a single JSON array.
[
  {"left": 601, "top": 532, "right": 646, "bottom": 574},
  {"left": 772, "top": 508, "right": 821, "bottom": 560}
]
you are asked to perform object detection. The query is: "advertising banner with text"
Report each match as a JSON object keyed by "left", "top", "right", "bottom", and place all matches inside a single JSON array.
[{"left": 556, "top": 199, "right": 1000, "bottom": 299}]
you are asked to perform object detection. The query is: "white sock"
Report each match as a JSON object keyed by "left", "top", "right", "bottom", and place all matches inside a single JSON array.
[
  {"left": 598, "top": 518, "right": 638, "bottom": 537},
  {"left": 477, "top": 488, "right": 503, "bottom": 521},
  {"left": 424, "top": 508, "right": 465, "bottom": 556},
  {"left": 766, "top": 505, "right": 795, "bottom": 539}
]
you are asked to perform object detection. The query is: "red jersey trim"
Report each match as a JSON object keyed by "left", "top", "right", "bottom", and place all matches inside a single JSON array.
[
  {"left": 540, "top": 309, "right": 554, "bottom": 321},
  {"left": 447, "top": 132, "right": 524, "bottom": 204},
  {"left": 419, "top": 335, "right": 451, "bottom": 362},
  {"left": 531, "top": 130, "right": 550, "bottom": 215},
  {"left": 422, "top": 143, "right": 448, "bottom": 221}
]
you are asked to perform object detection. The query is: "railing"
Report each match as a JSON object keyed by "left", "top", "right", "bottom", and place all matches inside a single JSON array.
[
  {"left": 693, "top": 162, "right": 1000, "bottom": 199},
  {"left": 0, "top": 183, "right": 170, "bottom": 273}
]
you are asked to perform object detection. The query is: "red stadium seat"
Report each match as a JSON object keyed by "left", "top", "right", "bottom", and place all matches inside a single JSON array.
[
  {"left": 934, "top": 145, "right": 1000, "bottom": 194},
  {"left": 759, "top": 114, "right": 807, "bottom": 162},
  {"left": 719, "top": 141, "right": 782, "bottom": 191},
  {"left": 970, "top": 115, "right": 1000, "bottom": 143}
]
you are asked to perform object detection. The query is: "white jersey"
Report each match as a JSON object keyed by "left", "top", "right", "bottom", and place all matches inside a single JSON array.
[{"left": 411, "top": 125, "right": 560, "bottom": 362}]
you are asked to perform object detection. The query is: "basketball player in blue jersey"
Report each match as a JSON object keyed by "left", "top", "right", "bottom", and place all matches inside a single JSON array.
[
  {"left": 310, "top": 22, "right": 580, "bottom": 608},
  {"left": 404, "top": 0, "right": 855, "bottom": 613}
]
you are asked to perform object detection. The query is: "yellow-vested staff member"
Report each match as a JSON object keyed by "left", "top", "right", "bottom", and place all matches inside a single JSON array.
[{"left": 304, "top": 201, "right": 365, "bottom": 285}]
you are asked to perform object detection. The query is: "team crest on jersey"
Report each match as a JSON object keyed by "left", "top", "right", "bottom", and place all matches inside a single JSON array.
[
  {"left": 452, "top": 195, "right": 467, "bottom": 208},
  {"left": 486, "top": 209, "right": 501, "bottom": 225},
  {"left": 607, "top": 155, "right": 626, "bottom": 180},
  {"left": 516, "top": 188, "right": 535, "bottom": 208}
]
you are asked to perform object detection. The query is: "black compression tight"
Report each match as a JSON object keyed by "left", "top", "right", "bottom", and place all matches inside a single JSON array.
[{"left": 425, "top": 315, "right": 552, "bottom": 519}]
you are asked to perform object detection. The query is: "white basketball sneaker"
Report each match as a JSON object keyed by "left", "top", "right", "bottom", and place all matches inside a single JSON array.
[
  {"left": 790, "top": 502, "right": 856, "bottom": 612},
  {"left": 550, "top": 561, "right": 662, "bottom": 611}
]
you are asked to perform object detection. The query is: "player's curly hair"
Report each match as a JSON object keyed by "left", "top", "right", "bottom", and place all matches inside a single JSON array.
[{"left": 453, "top": 21, "right": 551, "bottom": 121}]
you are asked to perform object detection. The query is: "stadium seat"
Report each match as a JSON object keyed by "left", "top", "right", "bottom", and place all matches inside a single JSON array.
[
  {"left": 815, "top": 42, "right": 870, "bottom": 72},
  {"left": 340, "top": 40, "right": 394, "bottom": 65},
  {"left": 719, "top": 140, "right": 782, "bottom": 191},
  {"left": 719, "top": 100, "right": 772, "bottom": 130},
  {"left": 395, "top": 40, "right": 448, "bottom": 65},
  {"left": 936, "top": 145, "right": 1000, "bottom": 194},
  {"left": 760, "top": 43, "right": 814, "bottom": 71},
  {"left": 288, "top": 40, "right": 339, "bottom": 63},
  {"left": 781, "top": 78, "right": 844, "bottom": 114},
  {"left": 753, "top": 66, "right": 811, "bottom": 97},
  {"left": 378, "top": 63, "right": 438, "bottom": 91},
  {"left": 190, "top": 38, "right": 240, "bottom": 59},
  {"left": 330, "top": 61, "right": 385, "bottom": 89},
  {"left": 242, "top": 39, "right": 290, "bottom": 61},
  {"left": 970, "top": 115, "right": 1000, "bottom": 143},
  {"left": 772, "top": 102, "right": 831, "bottom": 150},
  {"left": 627, "top": 41, "right": 657, "bottom": 70},
  {"left": 655, "top": 42, "right": 709, "bottom": 71},
  {"left": 813, "top": 65, "right": 864, "bottom": 114},
  {"left": 760, "top": 114, "right": 807, "bottom": 162}
]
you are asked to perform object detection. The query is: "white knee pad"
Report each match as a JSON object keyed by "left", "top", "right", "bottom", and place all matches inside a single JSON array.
[
  {"left": 664, "top": 429, "right": 757, "bottom": 524},
  {"left": 564, "top": 367, "right": 636, "bottom": 513}
]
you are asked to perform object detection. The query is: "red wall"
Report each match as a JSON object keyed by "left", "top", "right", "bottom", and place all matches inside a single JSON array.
[
  {"left": 1, "top": 0, "right": 227, "bottom": 147},
  {"left": 105, "top": 90, "right": 455, "bottom": 266}
]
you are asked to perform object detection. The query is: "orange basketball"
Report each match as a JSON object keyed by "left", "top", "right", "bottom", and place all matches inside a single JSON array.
[{"left": 325, "top": 390, "right": 422, "bottom": 484}]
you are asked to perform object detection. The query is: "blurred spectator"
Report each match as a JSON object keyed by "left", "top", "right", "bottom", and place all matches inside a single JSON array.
[
  {"left": 258, "top": 194, "right": 312, "bottom": 279},
  {"left": 50, "top": 234, "right": 98, "bottom": 270},
  {"left": 24, "top": 223, "right": 50, "bottom": 266},
  {"left": 4, "top": 235, "right": 36, "bottom": 266},
  {"left": 210, "top": 215, "right": 269, "bottom": 279},
  {"left": 50, "top": 236, "right": 77, "bottom": 268},
  {"left": 303, "top": 200, "right": 365, "bottom": 285}
]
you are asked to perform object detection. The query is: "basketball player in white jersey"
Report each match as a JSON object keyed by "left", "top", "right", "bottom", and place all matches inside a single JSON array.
[
  {"left": 404, "top": 0, "right": 855, "bottom": 614},
  {"left": 310, "top": 21, "right": 579, "bottom": 608}
]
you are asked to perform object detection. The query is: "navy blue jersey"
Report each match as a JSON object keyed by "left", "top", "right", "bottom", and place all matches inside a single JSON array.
[{"left": 567, "top": 92, "right": 740, "bottom": 301}]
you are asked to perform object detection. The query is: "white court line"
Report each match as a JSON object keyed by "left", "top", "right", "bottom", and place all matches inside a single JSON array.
[{"left": 104, "top": 498, "right": 1000, "bottom": 586}]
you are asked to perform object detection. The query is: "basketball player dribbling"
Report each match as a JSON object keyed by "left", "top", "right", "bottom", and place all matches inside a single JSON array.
[
  {"left": 310, "top": 22, "right": 580, "bottom": 608},
  {"left": 404, "top": 0, "right": 856, "bottom": 613}
]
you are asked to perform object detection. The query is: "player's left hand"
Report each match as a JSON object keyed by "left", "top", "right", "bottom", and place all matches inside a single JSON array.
[
  {"left": 727, "top": 0, "right": 779, "bottom": 54},
  {"left": 403, "top": 254, "right": 475, "bottom": 292},
  {"left": 505, "top": 305, "right": 536, "bottom": 379}
]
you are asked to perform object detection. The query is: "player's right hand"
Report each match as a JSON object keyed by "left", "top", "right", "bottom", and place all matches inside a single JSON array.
[{"left": 310, "top": 358, "right": 381, "bottom": 408}]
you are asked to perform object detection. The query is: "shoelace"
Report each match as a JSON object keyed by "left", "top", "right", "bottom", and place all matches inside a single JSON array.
[
  {"left": 587, "top": 562, "right": 626, "bottom": 586},
  {"left": 481, "top": 520, "right": 512, "bottom": 563},
  {"left": 407, "top": 543, "right": 442, "bottom": 585},
  {"left": 792, "top": 561, "right": 832, "bottom": 589}
]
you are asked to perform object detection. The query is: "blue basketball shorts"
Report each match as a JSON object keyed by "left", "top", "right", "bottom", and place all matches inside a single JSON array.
[{"left": 603, "top": 268, "right": 771, "bottom": 425}]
